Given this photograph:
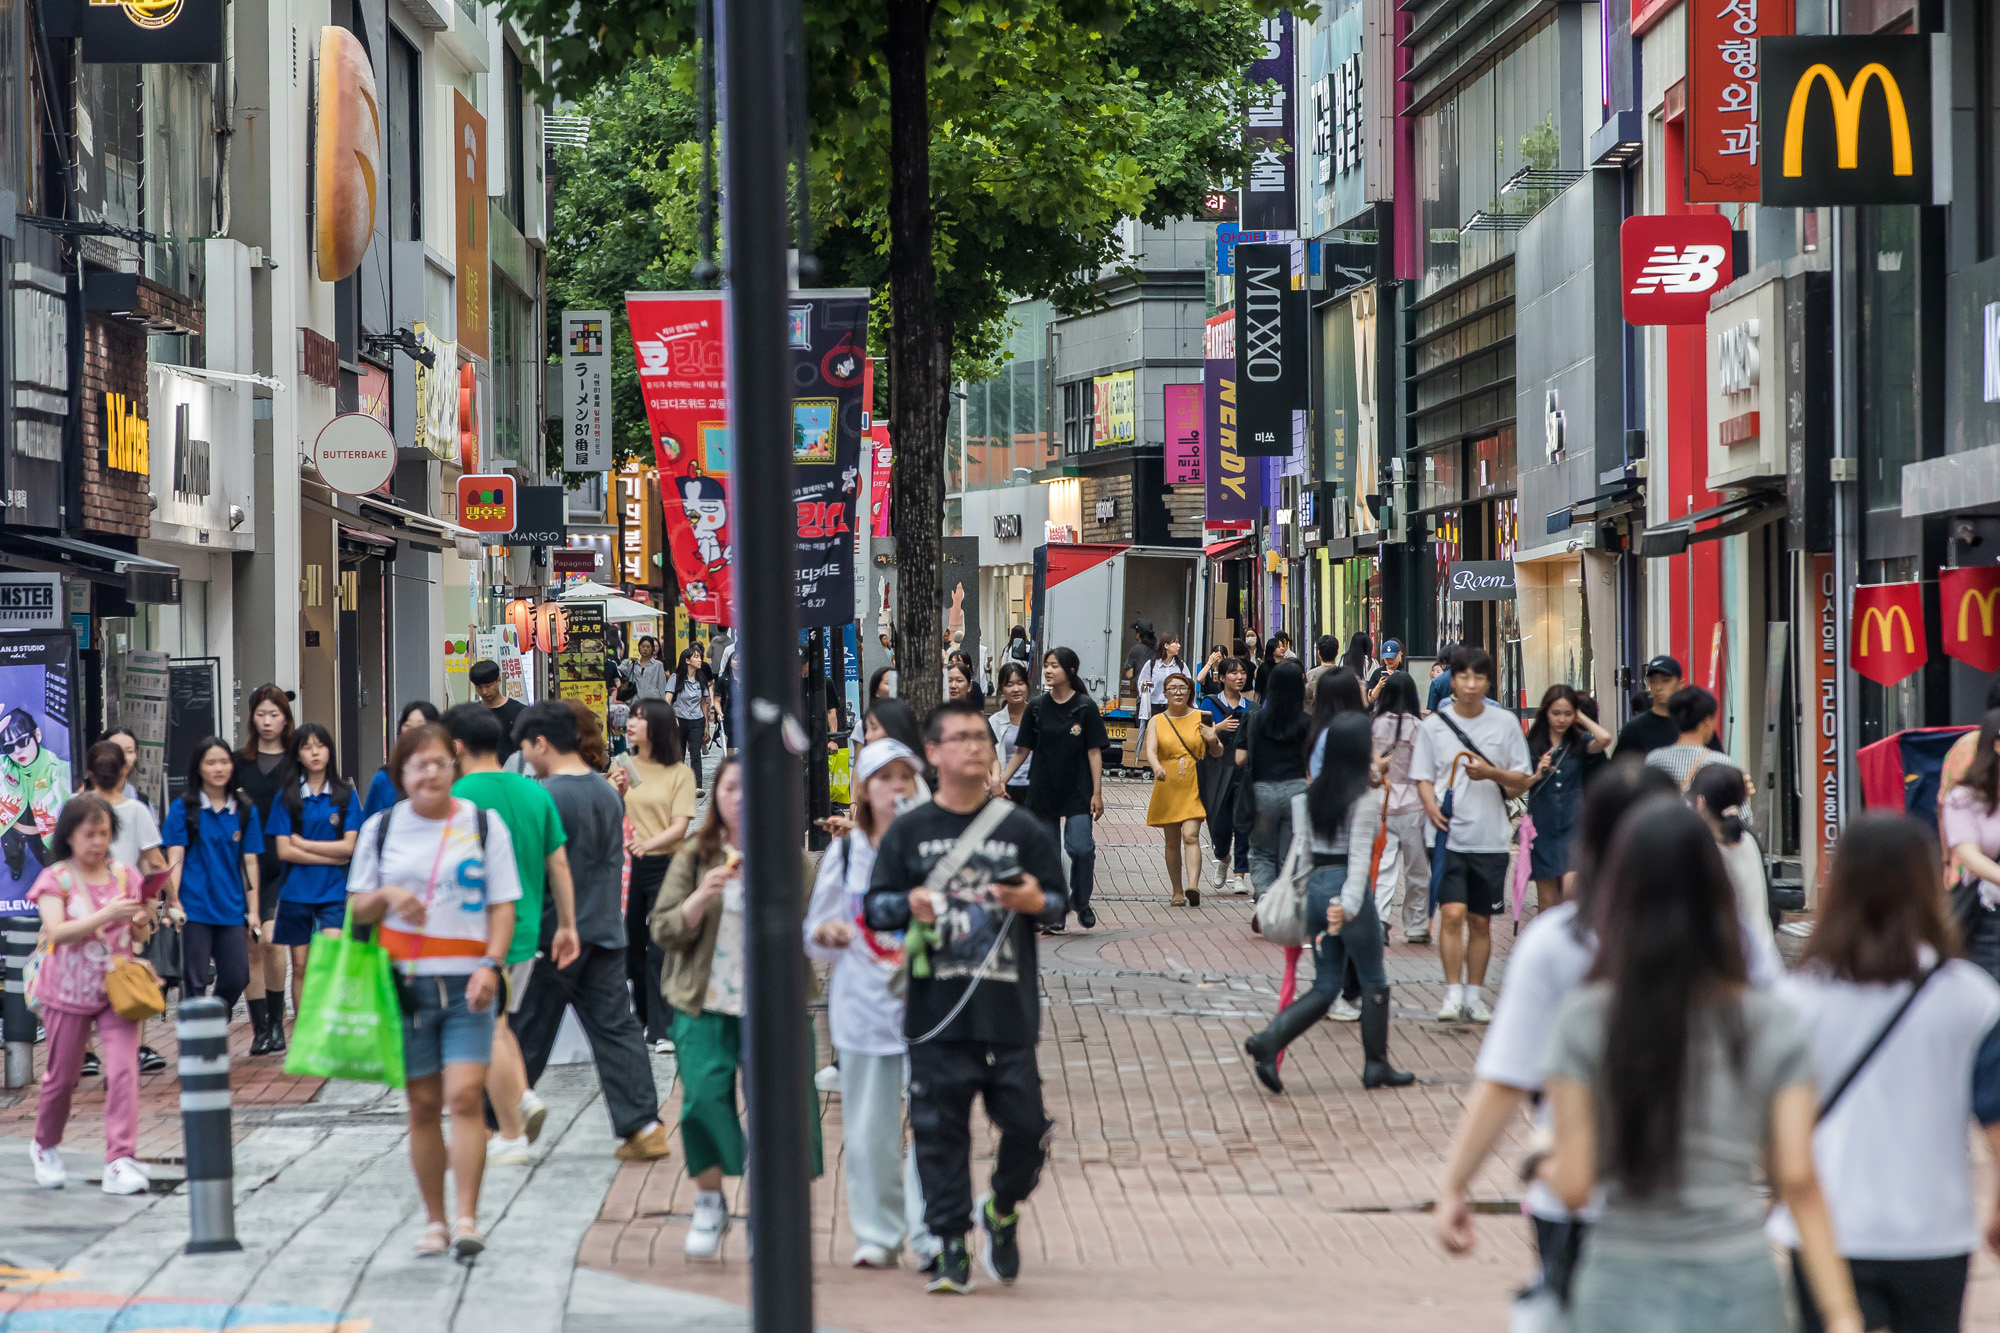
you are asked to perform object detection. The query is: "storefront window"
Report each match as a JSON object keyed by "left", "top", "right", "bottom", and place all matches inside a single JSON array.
[
  {"left": 1420, "top": 446, "right": 1461, "bottom": 511},
  {"left": 1516, "top": 558, "right": 1585, "bottom": 705},
  {"left": 1859, "top": 206, "right": 1918, "bottom": 512},
  {"left": 78, "top": 66, "right": 141, "bottom": 243},
  {"left": 143, "top": 64, "right": 216, "bottom": 297},
  {"left": 1473, "top": 428, "right": 1517, "bottom": 497},
  {"left": 490, "top": 285, "right": 537, "bottom": 463}
]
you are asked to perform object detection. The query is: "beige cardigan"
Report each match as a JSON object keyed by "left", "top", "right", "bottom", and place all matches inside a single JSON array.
[{"left": 648, "top": 843, "right": 816, "bottom": 1019}]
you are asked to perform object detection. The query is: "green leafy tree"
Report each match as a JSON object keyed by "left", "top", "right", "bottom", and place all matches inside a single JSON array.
[{"left": 514, "top": 0, "right": 1275, "bottom": 713}]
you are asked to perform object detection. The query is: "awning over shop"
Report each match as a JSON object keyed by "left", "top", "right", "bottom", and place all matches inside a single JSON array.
[
  {"left": 1638, "top": 490, "right": 1783, "bottom": 558},
  {"left": 1204, "top": 535, "right": 1251, "bottom": 560},
  {"left": 0, "top": 532, "right": 183, "bottom": 603}
]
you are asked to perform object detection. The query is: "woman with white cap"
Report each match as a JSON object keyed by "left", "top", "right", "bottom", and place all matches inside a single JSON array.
[{"left": 804, "top": 738, "right": 940, "bottom": 1271}]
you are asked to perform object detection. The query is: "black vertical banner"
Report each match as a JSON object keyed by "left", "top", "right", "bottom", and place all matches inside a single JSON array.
[
  {"left": 1241, "top": 12, "right": 1297, "bottom": 231},
  {"left": 1235, "top": 244, "right": 1304, "bottom": 456},
  {"left": 791, "top": 290, "right": 870, "bottom": 625}
]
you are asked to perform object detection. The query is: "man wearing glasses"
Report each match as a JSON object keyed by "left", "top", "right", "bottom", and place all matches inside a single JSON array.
[{"left": 866, "top": 699, "right": 1067, "bottom": 1295}]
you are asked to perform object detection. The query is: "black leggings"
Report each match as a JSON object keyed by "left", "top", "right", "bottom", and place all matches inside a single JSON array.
[
  {"left": 678, "top": 715, "right": 707, "bottom": 789},
  {"left": 1792, "top": 1251, "right": 1969, "bottom": 1333},
  {"left": 180, "top": 920, "right": 250, "bottom": 1009},
  {"left": 626, "top": 854, "right": 673, "bottom": 1044}
]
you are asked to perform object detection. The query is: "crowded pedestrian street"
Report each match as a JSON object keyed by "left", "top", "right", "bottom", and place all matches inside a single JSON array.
[{"left": 7, "top": 775, "right": 1998, "bottom": 1332}]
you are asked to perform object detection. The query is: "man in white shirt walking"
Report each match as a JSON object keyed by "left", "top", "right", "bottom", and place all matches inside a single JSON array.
[{"left": 1410, "top": 646, "right": 1532, "bottom": 1023}]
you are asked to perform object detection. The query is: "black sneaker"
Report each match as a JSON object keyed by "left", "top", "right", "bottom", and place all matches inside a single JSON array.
[
  {"left": 81, "top": 1051, "right": 100, "bottom": 1077},
  {"left": 925, "top": 1235, "right": 974, "bottom": 1293},
  {"left": 980, "top": 1197, "right": 1020, "bottom": 1285},
  {"left": 1076, "top": 906, "right": 1096, "bottom": 930},
  {"left": 137, "top": 1046, "right": 166, "bottom": 1074}
]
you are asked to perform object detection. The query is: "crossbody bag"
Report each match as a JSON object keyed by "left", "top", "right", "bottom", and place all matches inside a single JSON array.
[
  {"left": 895, "top": 798, "right": 1018, "bottom": 1033},
  {"left": 1434, "top": 708, "right": 1530, "bottom": 821}
]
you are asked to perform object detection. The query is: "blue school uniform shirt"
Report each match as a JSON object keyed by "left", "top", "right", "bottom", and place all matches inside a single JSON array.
[
  {"left": 361, "top": 767, "right": 398, "bottom": 822},
  {"left": 265, "top": 782, "right": 365, "bottom": 904},
  {"left": 162, "top": 794, "right": 265, "bottom": 927}
]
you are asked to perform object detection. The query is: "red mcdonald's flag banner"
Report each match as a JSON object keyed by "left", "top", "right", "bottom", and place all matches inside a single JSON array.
[
  {"left": 1943, "top": 566, "right": 2000, "bottom": 673},
  {"left": 1851, "top": 582, "right": 1927, "bottom": 686}
]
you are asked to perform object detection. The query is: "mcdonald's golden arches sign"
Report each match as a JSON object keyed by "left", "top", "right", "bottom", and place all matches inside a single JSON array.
[
  {"left": 1851, "top": 581, "right": 1926, "bottom": 687},
  {"left": 1759, "top": 36, "right": 1949, "bottom": 208},
  {"left": 1943, "top": 566, "right": 2000, "bottom": 674}
]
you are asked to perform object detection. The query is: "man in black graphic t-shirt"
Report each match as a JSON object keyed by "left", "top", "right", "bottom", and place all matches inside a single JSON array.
[{"left": 867, "top": 699, "right": 1065, "bottom": 1294}]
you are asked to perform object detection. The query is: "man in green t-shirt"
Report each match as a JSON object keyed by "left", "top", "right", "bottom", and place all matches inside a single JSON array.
[{"left": 442, "top": 703, "right": 579, "bottom": 1163}]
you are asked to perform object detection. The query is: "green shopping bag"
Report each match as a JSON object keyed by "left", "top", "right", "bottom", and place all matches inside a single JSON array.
[{"left": 284, "top": 902, "right": 406, "bottom": 1087}]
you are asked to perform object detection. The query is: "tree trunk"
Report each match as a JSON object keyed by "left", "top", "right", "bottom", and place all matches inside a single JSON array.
[{"left": 886, "top": 0, "right": 946, "bottom": 722}]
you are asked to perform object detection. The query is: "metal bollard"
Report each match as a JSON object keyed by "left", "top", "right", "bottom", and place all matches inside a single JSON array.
[
  {"left": 177, "top": 997, "right": 242, "bottom": 1254},
  {"left": 2, "top": 915, "right": 37, "bottom": 1088}
]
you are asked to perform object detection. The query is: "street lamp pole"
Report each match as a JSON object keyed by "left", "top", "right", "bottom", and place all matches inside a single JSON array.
[{"left": 720, "top": 0, "right": 814, "bottom": 1323}]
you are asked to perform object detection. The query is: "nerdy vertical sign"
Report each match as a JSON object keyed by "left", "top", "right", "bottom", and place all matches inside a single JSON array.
[
  {"left": 1242, "top": 12, "right": 1297, "bottom": 231},
  {"left": 561, "top": 310, "right": 613, "bottom": 473},
  {"left": 1203, "top": 311, "right": 1260, "bottom": 527},
  {"left": 1687, "top": 0, "right": 1793, "bottom": 202}
]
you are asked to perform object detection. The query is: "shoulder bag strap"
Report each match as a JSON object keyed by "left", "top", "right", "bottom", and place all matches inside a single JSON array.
[
  {"left": 1817, "top": 966, "right": 1941, "bottom": 1121},
  {"left": 921, "top": 798, "right": 1016, "bottom": 898},
  {"left": 1433, "top": 708, "right": 1493, "bottom": 768}
]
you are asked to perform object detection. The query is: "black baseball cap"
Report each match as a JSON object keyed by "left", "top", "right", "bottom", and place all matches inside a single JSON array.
[
  {"left": 1131, "top": 618, "right": 1154, "bottom": 634},
  {"left": 1643, "top": 655, "right": 1683, "bottom": 680}
]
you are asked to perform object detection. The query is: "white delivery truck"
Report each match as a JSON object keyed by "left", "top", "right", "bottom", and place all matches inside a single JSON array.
[{"left": 1030, "top": 542, "right": 1206, "bottom": 770}]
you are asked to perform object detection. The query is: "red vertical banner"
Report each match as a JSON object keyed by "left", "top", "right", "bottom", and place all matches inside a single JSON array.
[
  {"left": 626, "top": 293, "right": 732, "bottom": 624},
  {"left": 1850, "top": 582, "right": 1927, "bottom": 686},
  {"left": 1942, "top": 566, "right": 2000, "bottom": 672},
  {"left": 1686, "top": 0, "right": 1794, "bottom": 202}
]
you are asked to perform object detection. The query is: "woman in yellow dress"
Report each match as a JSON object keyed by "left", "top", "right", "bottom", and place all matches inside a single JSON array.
[{"left": 1145, "top": 671, "right": 1221, "bottom": 907}]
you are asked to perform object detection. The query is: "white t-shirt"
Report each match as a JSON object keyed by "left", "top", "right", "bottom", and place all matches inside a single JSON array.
[
  {"left": 1767, "top": 958, "right": 2000, "bottom": 1258},
  {"left": 1478, "top": 901, "right": 1787, "bottom": 1221},
  {"left": 107, "top": 796, "right": 162, "bottom": 874},
  {"left": 348, "top": 799, "right": 523, "bottom": 976},
  {"left": 802, "top": 830, "right": 906, "bottom": 1056},
  {"left": 990, "top": 708, "right": 1032, "bottom": 785},
  {"left": 1408, "top": 703, "right": 1530, "bottom": 853},
  {"left": 1136, "top": 658, "right": 1189, "bottom": 712}
]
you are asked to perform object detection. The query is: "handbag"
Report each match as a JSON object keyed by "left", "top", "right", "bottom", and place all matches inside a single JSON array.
[
  {"left": 106, "top": 954, "right": 167, "bottom": 1022},
  {"left": 285, "top": 899, "right": 407, "bottom": 1087},
  {"left": 1435, "top": 708, "right": 1530, "bottom": 821},
  {"left": 1253, "top": 794, "right": 1313, "bottom": 946}
]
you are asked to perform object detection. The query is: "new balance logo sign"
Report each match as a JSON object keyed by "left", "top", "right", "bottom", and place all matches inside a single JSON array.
[
  {"left": 1620, "top": 215, "right": 1735, "bottom": 326},
  {"left": 1629, "top": 245, "right": 1728, "bottom": 296}
]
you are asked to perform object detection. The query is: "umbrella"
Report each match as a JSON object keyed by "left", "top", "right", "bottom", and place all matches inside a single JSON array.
[
  {"left": 1427, "top": 754, "right": 1467, "bottom": 917},
  {"left": 600, "top": 596, "right": 668, "bottom": 623},
  {"left": 1511, "top": 814, "right": 1537, "bottom": 923},
  {"left": 557, "top": 579, "right": 623, "bottom": 600},
  {"left": 1274, "top": 944, "right": 1302, "bottom": 1071}
]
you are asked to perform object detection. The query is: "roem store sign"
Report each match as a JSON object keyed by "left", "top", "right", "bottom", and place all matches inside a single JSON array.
[{"left": 1759, "top": 36, "right": 1950, "bottom": 208}]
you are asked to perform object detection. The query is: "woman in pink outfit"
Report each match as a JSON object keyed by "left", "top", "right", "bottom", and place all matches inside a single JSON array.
[{"left": 28, "top": 793, "right": 156, "bottom": 1195}]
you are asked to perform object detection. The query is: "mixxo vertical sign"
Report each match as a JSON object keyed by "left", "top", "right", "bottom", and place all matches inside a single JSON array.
[
  {"left": 1686, "top": 0, "right": 1793, "bottom": 201},
  {"left": 561, "top": 311, "right": 613, "bottom": 473},
  {"left": 1234, "top": 243, "right": 1305, "bottom": 456},
  {"left": 1241, "top": 13, "right": 1296, "bottom": 231}
]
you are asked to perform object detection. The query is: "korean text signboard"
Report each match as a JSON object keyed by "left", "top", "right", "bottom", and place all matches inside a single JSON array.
[
  {"left": 1241, "top": 13, "right": 1296, "bottom": 231},
  {"left": 1687, "top": 0, "right": 1793, "bottom": 202},
  {"left": 1203, "top": 311, "right": 1261, "bottom": 527},
  {"left": 561, "top": 310, "right": 612, "bottom": 473},
  {"left": 454, "top": 94, "right": 489, "bottom": 361},
  {"left": 1760, "top": 35, "right": 1950, "bottom": 208},
  {"left": 1164, "top": 384, "right": 1202, "bottom": 484},
  {"left": 626, "top": 290, "right": 868, "bottom": 626}
]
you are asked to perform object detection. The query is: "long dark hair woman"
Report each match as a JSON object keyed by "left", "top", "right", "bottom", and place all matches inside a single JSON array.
[
  {"left": 235, "top": 683, "right": 295, "bottom": 1052},
  {"left": 1523, "top": 683, "right": 1612, "bottom": 910},
  {"left": 1941, "top": 706, "right": 2000, "bottom": 981},
  {"left": 664, "top": 644, "right": 718, "bottom": 792},
  {"left": 1308, "top": 665, "right": 1364, "bottom": 745},
  {"left": 1339, "top": 632, "right": 1376, "bottom": 683},
  {"left": 162, "top": 738, "right": 262, "bottom": 1015},
  {"left": 1773, "top": 814, "right": 1998, "bottom": 1333},
  {"left": 1539, "top": 799, "right": 1860, "bottom": 1333},
  {"left": 611, "top": 695, "right": 697, "bottom": 1050},
  {"left": 1242, "top": 713, "right": 1410, "bottom": 1092},
  {"left": 1243, "top": 659, "right": 1310, "bottom": 905},
  {"left": 1369, "top": 670, "right": 1435, "bottom": 945},
  {"left": 267, "top": 722, "right": 362, "bottom": 1019}
]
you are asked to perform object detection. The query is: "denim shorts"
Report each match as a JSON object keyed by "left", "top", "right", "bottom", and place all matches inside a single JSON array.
[
  {"left": 271, "top": 897, "right": 346, "bottom": 946},
  {"left": 399, "top": 972, "right": 497, "bottom": 1080}
]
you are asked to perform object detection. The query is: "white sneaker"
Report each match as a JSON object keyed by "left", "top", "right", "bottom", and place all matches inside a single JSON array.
[
  {"left": 1234, "top": 873, "right": 1252, "bottom": 896},
  {"left": 29, "top": 1141, "right": 64, "bottom": 1189},
  {"left": 650, "top": 1038, "right": 675, "bottom": 1055},
  {"left": 101, "top": 1157, "right": 149, "bottom": 1196},
  {"left": 518, "top": 1089, "right": 548, "bottom": 1143},
  {"left": 1436, "top": 997, "right": 1465, "bottom": 1023},
  {"left": 1329, "top": 998, "right": 1361, "bottom": 1022},
  {"left": 814, "top": 1064, "right": 841, "bottom": 1094},
  {"left": 851, "top": 1243, "right": 895, "bottom": 1268},
  {"left": 1466, "top": 996, "right": 1494, "bottom": 1024},
  {"left": 488, "top": 1134, "right": 533, "bottom": 1166},
  {"left": 685, "top": 1188, "right": 729, "bottom": 1258},
  {"left": 1210, "top": 862, "right": 1228, "bottom": 891}
]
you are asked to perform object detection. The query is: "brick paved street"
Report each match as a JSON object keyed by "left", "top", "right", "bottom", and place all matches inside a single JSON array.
[{"left": 587, "top": 779, "right": 1540, "bottom": 1331}]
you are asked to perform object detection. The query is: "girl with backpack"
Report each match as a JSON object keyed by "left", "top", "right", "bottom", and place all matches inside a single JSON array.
[
  {"left": 265, "top": 724, "right": 362, "bottom": 1016},
  {"left": 161, "top": 738, "right": 263, "bottom": 1011}
]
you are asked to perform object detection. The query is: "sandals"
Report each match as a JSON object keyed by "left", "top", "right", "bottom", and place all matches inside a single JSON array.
[
  {"left": 413, "top": 1222, "right": 450, "bottom": 1257},
  {"left": 450, "top": 1218, "right": 485, "bottom": 1260}
]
